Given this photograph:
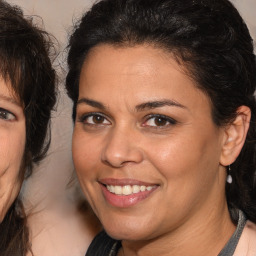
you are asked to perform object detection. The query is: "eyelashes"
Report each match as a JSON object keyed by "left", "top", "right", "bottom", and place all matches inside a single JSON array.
[
  {"left": 0, "top": 108, "right": 16, "bottom": 121},
  {"left": 78, "top": 112, "right": 111, "bottom": 126},
  {"left": 78, "top": 112, "right": 177, "bottom": 129},
  {"left": 142, "top": 114, "right": 177, "bottom": 128}
]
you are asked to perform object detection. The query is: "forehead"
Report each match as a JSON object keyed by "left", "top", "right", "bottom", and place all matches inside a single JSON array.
[
  {"left": 79, "top": 44, "right": 204, "bottom": 101},
  {"left": 82, "top": 43, "right": 187, "bottom": 75}
]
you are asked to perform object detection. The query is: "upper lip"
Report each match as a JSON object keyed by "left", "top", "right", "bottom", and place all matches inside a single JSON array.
[{"left": 99, "top": 178, "right": 158, "bottom": 186}]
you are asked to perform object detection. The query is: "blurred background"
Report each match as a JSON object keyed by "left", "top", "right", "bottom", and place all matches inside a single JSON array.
[{"left": 5, "top": 0, "right": 256, "bottom": 255}]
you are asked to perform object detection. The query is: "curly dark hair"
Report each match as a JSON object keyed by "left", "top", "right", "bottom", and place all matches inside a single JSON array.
[
  {"left": 66, "top": 0, "right": 256, "bottom": 223},
  {"left": 0, "top": 1, "right": 57, "bottom": 255}
]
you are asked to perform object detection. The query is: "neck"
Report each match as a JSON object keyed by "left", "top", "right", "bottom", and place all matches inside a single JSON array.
[{"left": 119, "top": 204, "right": 235, "bottom": 256}]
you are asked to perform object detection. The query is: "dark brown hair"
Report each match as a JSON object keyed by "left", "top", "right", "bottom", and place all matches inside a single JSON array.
[{"left": 0, "top": 1, "right": 56, "bottom": 255}]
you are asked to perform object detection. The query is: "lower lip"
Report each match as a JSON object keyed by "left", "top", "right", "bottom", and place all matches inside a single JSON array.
[{"left": 100, "top": 184, "right": 158, "bottom": 208}]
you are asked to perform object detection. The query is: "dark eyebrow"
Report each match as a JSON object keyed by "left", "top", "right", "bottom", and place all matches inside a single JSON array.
[
  {"left": 77, "top": 98, "right": 186, "bottom": 112},
  {"left": 135, "top": 100, "right": 186, "bottom": 111},
  {"left": 77, "top": 98, "right": 106, "bottom": 110},
  {"left": 0, "top": 94, "right": 20, "bottom": 107}
]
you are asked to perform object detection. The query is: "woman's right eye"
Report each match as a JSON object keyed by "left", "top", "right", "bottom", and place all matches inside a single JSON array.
[
  {"left": 0, "top": 108, "right": 16, "bottom": 121},
  {"left": 79, "top": 113, "right": 111, "bottom": 126}
]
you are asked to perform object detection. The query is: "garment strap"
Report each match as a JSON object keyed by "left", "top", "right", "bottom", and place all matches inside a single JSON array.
[{"left": 218, "top": 210, "right": 247, "bottom": 256}]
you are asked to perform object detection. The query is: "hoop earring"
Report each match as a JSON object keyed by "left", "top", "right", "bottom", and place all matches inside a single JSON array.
[{"left": 226, "top": 165, "right": 232, "bottom": 184}]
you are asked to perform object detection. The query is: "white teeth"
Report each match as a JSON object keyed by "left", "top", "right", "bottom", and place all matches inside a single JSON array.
[
  {"left": 140, "top": 185, "right": 146, "bottom": 192},
  {"left": 123, "top": 185, "right": 132, "bottom": 195},
  {"left": 115, "top": 186, "right": 122, "bottom": 195},
  {"left": 110, "top": 185, "right": 115, "bottom": 193},
  {"left": 132, "top": 185, "right": 140, "bottom": 193},
  {"left": 106, "top": 184, "right": 155, "bottom": 195}
]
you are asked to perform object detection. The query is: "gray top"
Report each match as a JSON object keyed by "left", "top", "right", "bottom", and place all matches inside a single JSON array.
[{"left": 218, "top": 210, "right": 247, "bottom": 256}]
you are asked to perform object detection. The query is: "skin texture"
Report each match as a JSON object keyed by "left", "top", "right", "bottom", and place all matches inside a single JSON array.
[
  {"left": 72, "top": 44, "right": 249, "bottom": 255},
  {"left": 0, "top": 77, "right": 25, "bottom": 221}
]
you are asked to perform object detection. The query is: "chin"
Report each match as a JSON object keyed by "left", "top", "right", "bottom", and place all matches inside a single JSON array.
[{"left": 104, "top": 222, "right": 151, "bottom": 241}]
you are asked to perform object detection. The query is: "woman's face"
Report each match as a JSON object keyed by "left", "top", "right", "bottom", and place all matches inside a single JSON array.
[
  {"left": 0, "top": 77, "right": 25, "bottom": 221},
  {"left": 73, "top": 44, "right": 228, "bottom": 241}
]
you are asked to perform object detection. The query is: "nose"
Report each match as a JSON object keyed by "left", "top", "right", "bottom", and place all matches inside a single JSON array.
[{"left": 101, "top": 128, "right": 144, "bottom": 168}]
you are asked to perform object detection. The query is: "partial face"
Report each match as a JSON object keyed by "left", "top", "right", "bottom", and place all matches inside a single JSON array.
[
  {"left": 0, "top": 77, "right": 25, "bottom": 221},
  {"left": 73, "top": 44, "right": 227, "bottom": 241}
]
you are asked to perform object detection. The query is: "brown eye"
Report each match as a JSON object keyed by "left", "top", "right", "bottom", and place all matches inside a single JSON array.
[
  {"left": 93, "top": 115, "right": 105, "bottom": 124},
  {"left": 80, "top": 113, "right": 111, "bottom": 126},
  {"left": 144, "top": 115, "right": 177, "bottom": 128},
  {"left": 154, "top": 117, "right": 167, "bottom": 126}
]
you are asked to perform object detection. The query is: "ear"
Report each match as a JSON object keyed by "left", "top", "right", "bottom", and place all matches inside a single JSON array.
[{"left": 220, "top": 106, "right": 251, "bottom": 166}]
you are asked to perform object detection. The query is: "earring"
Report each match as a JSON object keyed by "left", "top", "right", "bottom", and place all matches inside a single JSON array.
[{"left": 226, "top": 165, "right": 232, "bottom": 184}]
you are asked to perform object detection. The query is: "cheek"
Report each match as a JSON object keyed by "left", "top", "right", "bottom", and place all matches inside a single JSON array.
[
  {"left": 72, "top": 130, "right": 100, "bottom": 180},
  {"left": 145, "top": 130, "right": 222, "bottom": 194},
  {"left": 0, "top": 128, "right": 25, "bottom": 220},
  {"left": 72, "top": 130, "right": 104, "bottom": 213},
  {"left": 0, "top": 132, "right": 25, "bottom": 174},
  {"left": 143, "top": 133, "right": 200, "bottom": 172}
]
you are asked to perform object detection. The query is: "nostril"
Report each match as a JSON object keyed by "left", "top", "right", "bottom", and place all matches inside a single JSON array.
[
  {"left": 101, "top": 130, "right": 144, "bottom": 167},
  {"left": 101, "top": 156, "right": 127, "bottom": 168}
]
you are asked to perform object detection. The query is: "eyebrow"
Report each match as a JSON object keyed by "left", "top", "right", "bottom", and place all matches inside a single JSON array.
[
  {"left": 0, "top": 94, "right": 20, "bottom": 107},
  {"left": 77, "top": 97, "right": 186, "bottom": 112},
  {"left": 77, "top": 98, "right": 106, "bottom": 110},
  {"left": 135, "top": 99, "right": 186, "bottom": 111}
]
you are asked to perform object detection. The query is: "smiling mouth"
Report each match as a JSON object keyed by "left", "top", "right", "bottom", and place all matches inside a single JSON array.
[
  {"left": 106, "top": 184, "right": 157, "bottom": 196},
  {"left": 100, "top": 180, "right": 159, "bottom": 207}
]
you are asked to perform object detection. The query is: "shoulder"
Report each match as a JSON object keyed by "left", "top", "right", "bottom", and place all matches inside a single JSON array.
[
  {"left": 85, "top": 230, "right": 121, "bottom": 256},
  {"left": 234, "top": 220, "right": 256, "bottom": 256}
]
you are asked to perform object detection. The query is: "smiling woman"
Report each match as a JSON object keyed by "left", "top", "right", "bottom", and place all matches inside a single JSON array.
[
  {"left": 66, "top": 0, "right": 256, "bottom": 255},
  {"left": 0, "top": 1, "right": 56, "bottom": 255}
]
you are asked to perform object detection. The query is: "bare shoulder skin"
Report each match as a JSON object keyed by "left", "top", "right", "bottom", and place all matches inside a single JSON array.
[{"left": 234, "top": 221, "right": 256, "bottom": 256}]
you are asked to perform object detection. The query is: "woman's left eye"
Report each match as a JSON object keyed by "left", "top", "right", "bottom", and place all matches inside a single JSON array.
[
  {"left": 143, "top": 115, "right": 176, "bottom": 127},
  {"left": 0, "top": 108, "right": 16, "bottom": 121}
]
